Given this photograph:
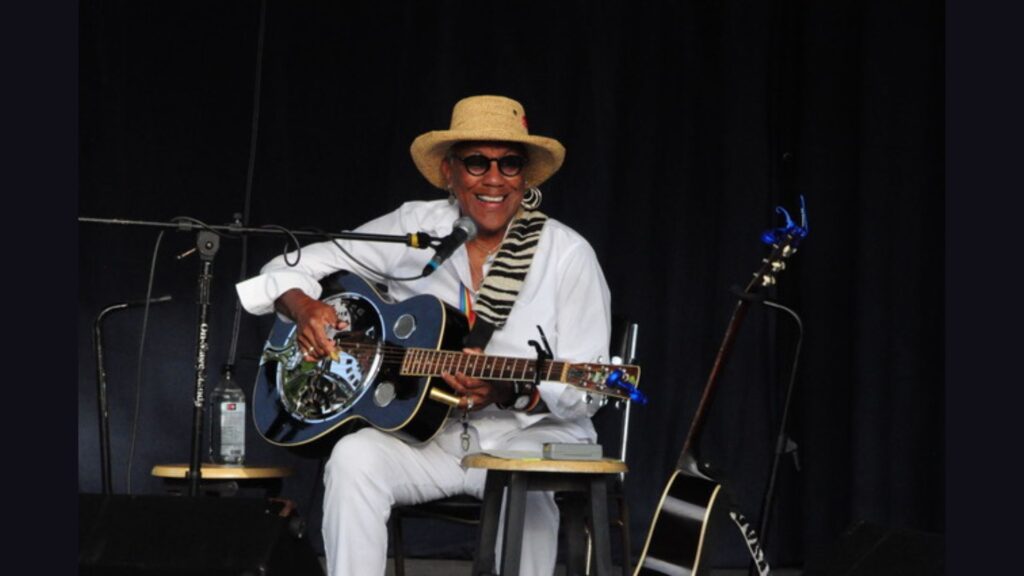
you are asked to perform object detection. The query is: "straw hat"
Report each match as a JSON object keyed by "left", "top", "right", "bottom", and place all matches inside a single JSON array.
[{"left": 410, "top": 95, "right": 566, "bottom": 189}]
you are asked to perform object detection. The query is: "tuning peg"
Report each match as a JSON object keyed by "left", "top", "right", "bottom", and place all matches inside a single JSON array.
[
  {"left": 771, "top": 260, "right": 786, "bottom": 272},
  {"left": 761, "top": 274, "right": 777, "bottom": 286}
]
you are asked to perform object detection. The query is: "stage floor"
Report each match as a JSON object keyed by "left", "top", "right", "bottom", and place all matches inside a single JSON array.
[{"left": 372, "top": 558, "right": 804, "bottom": 575}]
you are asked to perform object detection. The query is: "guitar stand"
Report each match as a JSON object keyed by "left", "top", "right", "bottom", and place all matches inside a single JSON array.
[{"left": 745, "top": 296, "right": 804, "bottom": 576}]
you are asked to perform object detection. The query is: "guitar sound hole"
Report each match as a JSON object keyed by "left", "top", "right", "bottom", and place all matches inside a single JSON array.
[
  {"left": 275, "top": 291, "right": 385, "bottom": 423},
  {"left": 393, "top": 313, "right": 416, "bottom": 340}
]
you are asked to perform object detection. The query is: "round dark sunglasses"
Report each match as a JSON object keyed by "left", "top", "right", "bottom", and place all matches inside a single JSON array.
[{"left": 455, "top": 154, "right": 528, "bottom": 177}]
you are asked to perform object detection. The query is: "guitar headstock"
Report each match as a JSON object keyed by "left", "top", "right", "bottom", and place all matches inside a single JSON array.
[
  {"left": 565, "top": 363, "right": 645, "bottom": 404},
  {"left": 752, "top": 196, "right": 809, "bottom": 290}
]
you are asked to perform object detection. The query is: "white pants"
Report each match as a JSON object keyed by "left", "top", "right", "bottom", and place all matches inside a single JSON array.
[{"left": 322, "top": 416, "right": 591, "bottom": 576}]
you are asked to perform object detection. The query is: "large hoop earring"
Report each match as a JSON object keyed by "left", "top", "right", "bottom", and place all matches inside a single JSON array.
[{"left": 521, "top": 186, "right": 543, "bottom": 210}]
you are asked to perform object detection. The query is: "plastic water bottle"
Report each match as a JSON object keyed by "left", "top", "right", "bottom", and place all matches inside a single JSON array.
[{"left": 209, "top": 365, "right": 246, "bottom": 465}]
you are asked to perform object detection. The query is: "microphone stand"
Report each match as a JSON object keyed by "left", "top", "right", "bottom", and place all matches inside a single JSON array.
[
  {"left": 80, "top": 215, "right": 434, "bottom": 496},
  {"left": 94, "top": 296, "right": 173, "bottom": 494},
  {"left": 187, "top": 230, "right": 219, "bottom": 496},
  {"left": 93, "top": 304, "right": 124, "bottom": 496}
]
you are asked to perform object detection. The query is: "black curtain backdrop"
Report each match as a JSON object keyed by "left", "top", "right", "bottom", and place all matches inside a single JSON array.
[{"left": 77, "top": 0, "right": 944, "bottom": 569}]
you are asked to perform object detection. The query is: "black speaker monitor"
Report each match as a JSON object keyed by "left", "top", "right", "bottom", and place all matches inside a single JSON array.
[
  {"left": 803, "top": 521, "right": 944, "bottom": 576},
  {"left": 79, "top": 493, "right": 323, "bottom": 576}
]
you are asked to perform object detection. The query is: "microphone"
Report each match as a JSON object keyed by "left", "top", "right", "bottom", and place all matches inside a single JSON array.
[{"left": 422, "top": 217, "right": 477, "bottom": 276}]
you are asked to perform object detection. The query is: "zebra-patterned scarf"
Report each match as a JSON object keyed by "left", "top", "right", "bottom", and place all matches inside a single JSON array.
[{"left": 463, "top": 209, "right": 548, "bottom": 349}]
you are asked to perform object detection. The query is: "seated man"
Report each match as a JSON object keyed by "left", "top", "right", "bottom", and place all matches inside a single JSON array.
[{"left": 236, "top": 94, "right": 611, "bottom": 576}]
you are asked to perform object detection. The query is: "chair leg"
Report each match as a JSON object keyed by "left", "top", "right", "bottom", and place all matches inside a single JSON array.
[
  {"left": 561, "top": 494, "right": 588, "bottom": 576},
  {"left": 586, "top": 477, "right": 613, "bottom": 576},
  {"left": 500, "top": 472, "right": 529, "bottom": 576},
  {"left": 618, "top": 496, "right": 633, "bottom": 576},
  {"left": 473, "top": 471, "right": 507, "bottom": 576},
  {"left": 389, "top": 511, "right": 406, "bottom": 576}
]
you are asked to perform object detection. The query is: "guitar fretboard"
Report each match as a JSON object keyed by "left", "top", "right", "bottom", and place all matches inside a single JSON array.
[{"left": 400, "top": 348, "right": 568, "bottom": 382}]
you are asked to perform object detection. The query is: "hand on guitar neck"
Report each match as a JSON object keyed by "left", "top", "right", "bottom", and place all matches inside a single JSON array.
[{"left": 440, "top": 347, "right": 518, "bottom": 411}]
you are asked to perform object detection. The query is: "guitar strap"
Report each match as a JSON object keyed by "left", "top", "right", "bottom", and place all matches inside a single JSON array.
[{"left": 463, "top": 208, "right": 548, "bottom": 349}]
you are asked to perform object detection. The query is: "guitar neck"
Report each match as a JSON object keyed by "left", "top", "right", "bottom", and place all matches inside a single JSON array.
[
  {"left": 400, "top": 348, "right": 568, "bottom": 383},
  {"left": 675, "top": 246, "right": 773, "bottom": 471},
  {"left": 676, "top": 297, "right": 751, "bottom": 471}
]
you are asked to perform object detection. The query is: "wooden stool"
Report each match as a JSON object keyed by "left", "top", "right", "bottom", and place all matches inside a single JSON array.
[
  {"left": 463, "top": 453, "right": 628, "bottom": 576},
  {"left": 150, "top": 463, "right": 293, "bottom": 498}
]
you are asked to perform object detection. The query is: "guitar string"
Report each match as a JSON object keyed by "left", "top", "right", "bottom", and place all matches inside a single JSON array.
[
  {"left": 305, "top": 341, "right": 636, "bottom": 382},
  {"left": 310, "top": 340, "right": 562, "bottom": 368},
  {"left": 309, "top": 340, "right": 637, "bottom": 371},
  {"left": 292, "top": 341, "right": 636, "bottom": 395},
  {"left": 313, "top": 346, "right": 568, "bottom": 378}
]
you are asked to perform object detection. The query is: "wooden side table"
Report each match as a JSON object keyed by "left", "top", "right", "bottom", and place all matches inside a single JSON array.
[{"left": 150, "top": 463, "right": 293, "bottom": 498}]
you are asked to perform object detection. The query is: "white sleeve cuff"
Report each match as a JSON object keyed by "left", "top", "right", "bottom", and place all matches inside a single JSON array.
[{"left": 235, "top": 270, "right": 325, "bottom": 317}]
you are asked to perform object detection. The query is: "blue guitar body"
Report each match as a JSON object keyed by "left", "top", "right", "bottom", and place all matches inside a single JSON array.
[{"left": 252, "top": 272, "right": 467, "bottom": 456}]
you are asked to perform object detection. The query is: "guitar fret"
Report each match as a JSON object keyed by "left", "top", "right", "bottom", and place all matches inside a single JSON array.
[
  {"left": 404, "top": 349, "right": 416, "bottom": 374},
  {"left": 401, "top": 349, "right": 411, "bottom": 374},
  {"left": 429, "top": 350, "right": 439, "bottom": 375},
  {"left": 558, "top": 362, "right": 570, "bottom": 384}
]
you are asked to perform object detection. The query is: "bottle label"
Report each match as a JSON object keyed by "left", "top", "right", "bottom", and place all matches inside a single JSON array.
[{"left": 218, "top": 401, "right": 246, "bottom": 457}]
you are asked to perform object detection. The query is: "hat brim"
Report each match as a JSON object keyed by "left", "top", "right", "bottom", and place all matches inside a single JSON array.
[{"left": 410, "top": 129, "right": 566, "bottom": 189}]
